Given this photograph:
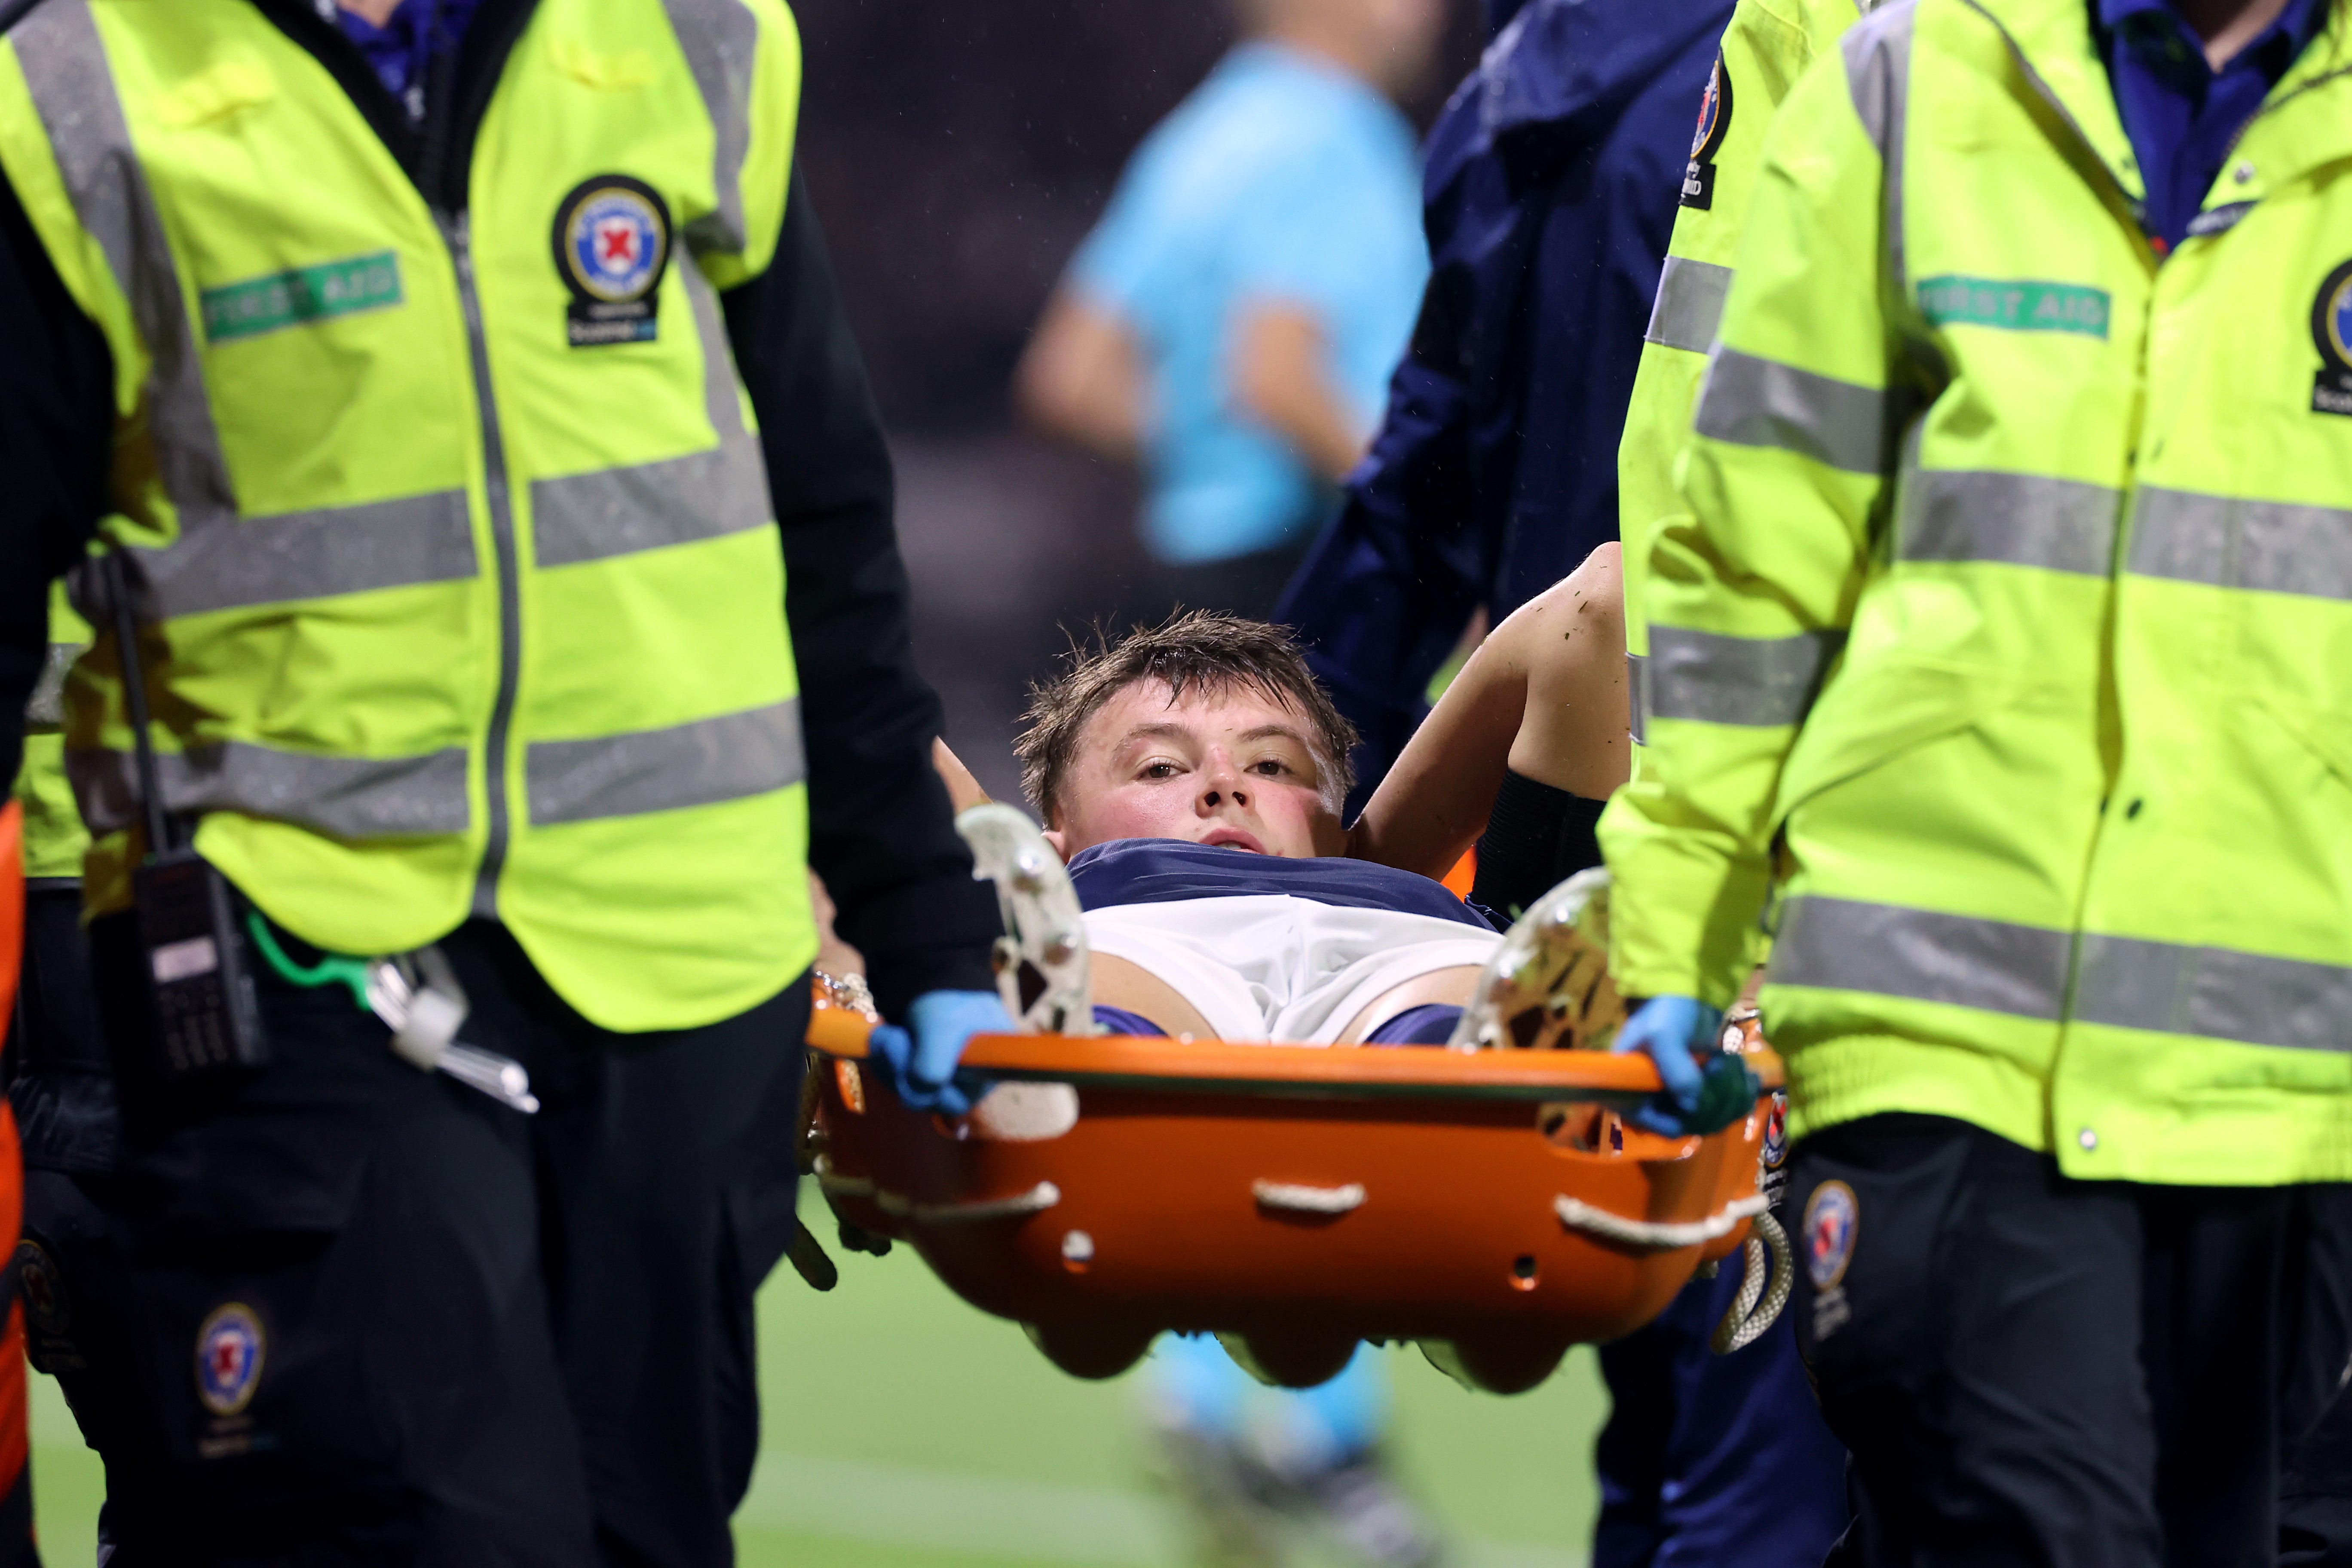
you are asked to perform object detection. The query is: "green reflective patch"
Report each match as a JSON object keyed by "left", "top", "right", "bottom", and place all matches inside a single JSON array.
[
  {"left": 1917, "top": 275, "right": 2110, "bottom": 339},
  {"left": 200, "top": 251, "right": 403, "bottom": 343}
]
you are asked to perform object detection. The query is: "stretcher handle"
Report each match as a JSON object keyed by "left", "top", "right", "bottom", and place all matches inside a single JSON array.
[{"left": 807, "top": 991, "right": 1785, "bottom": 1104}]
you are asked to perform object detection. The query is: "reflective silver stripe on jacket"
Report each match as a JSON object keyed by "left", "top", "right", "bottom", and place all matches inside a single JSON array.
[
  {"left": 1645, "top": 257, "right": 1734, "bottom": 354},
  {"left": 1773, "top": 896, "right": 2352, "bottom": 1053},
  {"left": 16, "top": 6, "right": 482, "bottom": 615},
  {"left": 1692, "top": 349, "right": 1892, "bottom": 475},
  {"left": 2073, "top": 934, "right": 2352, "bottom": 1052},
  {"left": 14, "top": 2, "right": 239, "bottom": 546},
  {"left": 532, "top": 444, "right": 767, "bottom": 567},
  {"left": 526, "top": 698, "right": 805, "bottom": 826},
  {"left": 144, "top": 490, "right": 478, "bottom": 617},
  {"left": 1768, "top": 895, "right": 2071, "bottom": 1019},
  {"left": 2125, "top": 487, "right": 2352, "bottom": 600},
  {"left": 1626, "top": 652, "right": 1648, "bottom": 744},
  {"left": 1647, "top": 625, "right": 1843, "bottom": 728},
  {"left": 535, "top": 253, "right": 772, "bottom": 567},
  {"left": 24, "top": 643, "right": 86, "bottom": 727},
  {"left": 1843, "top": 0, "right": 1919, "bottom": 295},
  {"left": 69, "top": 741, "right": 471, "bottom": 840},
  {"left": 1898, "top": 470, "right": 2119, "bottom": 575},
  {"left": 661, "top": 0, "right": 761, "bottom": 257},
  {"left": 679, "top": 256, "right": 757, "bottom": 446}
]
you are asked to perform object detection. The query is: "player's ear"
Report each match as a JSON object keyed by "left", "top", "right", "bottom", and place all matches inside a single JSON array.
[{"left": 1042, "top": 827, "right": 1068, "bottom": 859}]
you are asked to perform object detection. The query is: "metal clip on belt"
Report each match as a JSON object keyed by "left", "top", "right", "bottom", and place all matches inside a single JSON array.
[{"left": 244, "top": 915, "right": 540, "bottom": 1114}]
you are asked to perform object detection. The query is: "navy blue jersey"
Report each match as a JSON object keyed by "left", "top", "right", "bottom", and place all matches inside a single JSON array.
[
  {"left": 1275, "top": 0, "right": 1734, "bottom": 806},
  {"left": 1066, "top": 839, "right": 1497, "bottom": 932}
]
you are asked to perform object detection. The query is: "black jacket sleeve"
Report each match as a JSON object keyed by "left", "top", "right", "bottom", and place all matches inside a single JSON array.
[
  {"left": 0, "top": 172, "right": 113, "bottom": 790},
  {"left": 721, "top": 165, "right": 1000, "bottom": 1020}
]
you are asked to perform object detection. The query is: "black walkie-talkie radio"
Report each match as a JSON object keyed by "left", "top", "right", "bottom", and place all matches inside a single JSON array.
[{"left": 110, "top": 552, "right": 269, "bottom": 1079}]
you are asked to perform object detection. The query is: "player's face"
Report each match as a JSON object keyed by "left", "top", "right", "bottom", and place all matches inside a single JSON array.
[{"left": 1049, "top": 680, "right": 1345, "bottom": 861}]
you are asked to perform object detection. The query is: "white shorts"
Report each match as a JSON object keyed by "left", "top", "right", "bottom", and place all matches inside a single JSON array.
[{"left": 1082, "top": 894, "right": 1503, "bottom": 1044}]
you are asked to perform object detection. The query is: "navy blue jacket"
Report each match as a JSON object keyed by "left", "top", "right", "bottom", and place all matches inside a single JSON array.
[{"left": 1275, "top": 0, "right": 1733, "bottom": 803}]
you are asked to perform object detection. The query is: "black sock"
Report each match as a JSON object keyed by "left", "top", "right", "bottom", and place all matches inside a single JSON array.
[{"left": 1470, "top": 770, "right": 1607, "bottom": 921}]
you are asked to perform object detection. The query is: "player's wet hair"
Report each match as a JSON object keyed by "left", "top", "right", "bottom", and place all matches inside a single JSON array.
[{"left": 1017, "top": 610, "right": 1359, "bottom": 824}]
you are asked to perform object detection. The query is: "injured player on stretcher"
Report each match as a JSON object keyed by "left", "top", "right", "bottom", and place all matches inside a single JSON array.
[{"left": 926, "top": 543, "right": 1634, "bottom": 1055}]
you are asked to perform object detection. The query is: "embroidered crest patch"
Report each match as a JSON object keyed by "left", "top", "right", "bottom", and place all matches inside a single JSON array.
[
  {"left": 1761, "top": 1090, "right": 1788, "bottom": 1173},
  {"left": 195, "top": 1302, "right": 266, "bottom": 1417},
  {"left": 1803, "top": 1179, "right": 1859, "bottom": 1291},
  {"left": 2311, "top": 260, "right": 2352, "bottom": 416},
  {"left": 1681, "top": 54, "right": 1732, "bottom": 211},
  {"left": 552, "top": 174, "right": 672, "bottom": 346}
]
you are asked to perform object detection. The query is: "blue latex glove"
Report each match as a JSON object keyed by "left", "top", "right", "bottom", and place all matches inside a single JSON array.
[
  {"left": 866, "top": 989, "right": 1014, "bottom": 1116},
  {"left": 1613, "top": 995, "right": 1759, "bottom": 1136}
]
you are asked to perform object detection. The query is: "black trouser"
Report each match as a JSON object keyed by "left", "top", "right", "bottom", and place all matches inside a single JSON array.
[
  {"left": 84, "top": 906, "right": 808, "bottom": 1567},
  {"left": 11, "top": 884, "right": 144, "bottom": 1555},
  {"left": 2286, "top": 1380, "right": 2352, "bottom": 1565},
  {"left": 1789, "top": 1113, "right": 2352, "bottom": 1567}
]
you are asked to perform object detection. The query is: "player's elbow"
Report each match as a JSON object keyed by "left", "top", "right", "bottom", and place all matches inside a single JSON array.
[
  {"left": 1521, "top": 544, "right": 1625, "bottom": 651},
  {"left": 1577, "top": 543, "right": 1626, "bottom": 647}
]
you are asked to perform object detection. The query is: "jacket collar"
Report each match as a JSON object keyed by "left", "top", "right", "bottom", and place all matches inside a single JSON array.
[
  {"left": 1957, "top": 0, "right": 2352, "bottom": 212},
  {"left": 1958, "top": 0, "right": 2144, "bottom": 202}
]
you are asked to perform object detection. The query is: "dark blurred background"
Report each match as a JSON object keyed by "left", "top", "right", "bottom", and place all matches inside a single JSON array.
[{"left": 792, "top": 0, "right": 1482, "bottom": 802}]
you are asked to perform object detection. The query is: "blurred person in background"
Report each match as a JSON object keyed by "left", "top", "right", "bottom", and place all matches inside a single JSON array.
[
  {"left": 1280, "top": 0, "right": 1724, "bottom": 802},
  {"left": 1147, "top": 1338, "right": 1440, "bottom": 1568},
  {"left": 1272, "top": 0, "right": 1852, "bottom": 1563},
  {"left": 1015, "top": 0, "right": 1440, "bottom": 624}
]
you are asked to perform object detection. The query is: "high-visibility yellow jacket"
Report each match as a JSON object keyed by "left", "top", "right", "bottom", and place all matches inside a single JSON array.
[
  {"left": 13, "top": 590, "right": 92, "bottom": 884},
  {"left": 1603, "top": 0, "right": 2352, "bottom": 1185},
  {"left": 1618, "top": 0, "right": 1867, "bottom": 749},
  {"left": 0, "top": 0, "right": 816, "bottom": 1031}
]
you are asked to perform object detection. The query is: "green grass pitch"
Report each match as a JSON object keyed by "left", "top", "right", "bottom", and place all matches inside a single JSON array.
[{"left": 28, "top": 1191, "right": 1607, "bottom": 1566}]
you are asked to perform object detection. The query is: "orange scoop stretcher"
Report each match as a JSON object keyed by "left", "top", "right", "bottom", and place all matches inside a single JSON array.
[
  {"left": 804, "top": 985, "right": 1786, "bottom": 1395},
  {"left": 0, "top": 802, "right": 20, "bottom": 1020}
]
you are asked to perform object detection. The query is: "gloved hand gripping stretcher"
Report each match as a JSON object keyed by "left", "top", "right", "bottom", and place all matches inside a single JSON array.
[{"left": 801, "top": 804, "right": 1790, "bottom": 1395}]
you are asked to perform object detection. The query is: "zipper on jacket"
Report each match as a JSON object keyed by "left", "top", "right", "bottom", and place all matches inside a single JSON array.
[{"left": 438, "top": 208, "right": 525, "bottom": 919}]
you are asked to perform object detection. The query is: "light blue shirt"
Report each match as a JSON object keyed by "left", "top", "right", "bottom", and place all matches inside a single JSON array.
[{"left": 1070, "top": 43, "right": 1428, "bottom": 566}]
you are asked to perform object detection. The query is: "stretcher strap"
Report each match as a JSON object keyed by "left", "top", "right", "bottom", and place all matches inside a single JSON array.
[{"left": 1551, "top": 1192, "right": 1767, "bottom": 1250}]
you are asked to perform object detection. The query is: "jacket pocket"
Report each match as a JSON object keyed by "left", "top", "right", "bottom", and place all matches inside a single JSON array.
[
  {"left": 2256, "top": 692, "right": 2352, "bottom": 796},
  {"left": 1770, "top": 660, "right": 2006, "bottom": 839}
]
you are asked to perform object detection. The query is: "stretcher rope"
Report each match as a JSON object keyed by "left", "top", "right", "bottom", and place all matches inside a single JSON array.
[
  {"left": 814, "top": 1158, "right": 1062, "bottom": 1225},
  {"left": 1252, "top": 1180, "right": 1367, "bottom": 1214},
  {"left": 1709, "top": 1210, "right": 1793, "bottom": 1355},
  {"left": 880, "top": 1181, "right": 1063, "bottom": 1225},
  {"left": 1551, "top": 1192, "right": 1767, "bottom": 1250}
]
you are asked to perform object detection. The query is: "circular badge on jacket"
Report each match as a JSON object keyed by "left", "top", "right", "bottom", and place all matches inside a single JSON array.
[
  {"left": 551, "top": 174, "right": 673, "bottom": 346},
  {"left": 1681, "top": 53, "right": 1733, "bottom": 211},
  {"left": 195, "top": 1302, "right": 266, "bottom": 1417},
  {"left": 2312, "top": 260, "right": 2352, "bottom": 416},
  {"left": 1690, "top": 53, "right": 1732, "bottom": 164},
  {"left": 1802, "top": 1179, "right": 1859, "bottom": 1291},
  {"left": 1760, "top": 1090, "right": 1788, "bottom": 1173}
]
